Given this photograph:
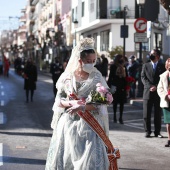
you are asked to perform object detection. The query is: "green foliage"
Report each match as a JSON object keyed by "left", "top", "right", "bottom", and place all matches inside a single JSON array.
[{"left": 109, "top": 46, "right": 123, "bottom": 59}]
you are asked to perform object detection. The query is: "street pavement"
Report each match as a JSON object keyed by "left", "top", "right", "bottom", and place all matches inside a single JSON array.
[
  {"left": 0, "top": 69, "right": 170, "bottom": 170},
  {"left": 42, "top": 70, "right": 170, "bottom": 170},
  {"left": 108, "top": 99, "right": 169, "bottom": 170}
]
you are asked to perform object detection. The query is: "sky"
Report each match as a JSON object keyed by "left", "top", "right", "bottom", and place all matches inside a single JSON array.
[{"left": 0, "top": 0, "right": 27, "bottom": 30}]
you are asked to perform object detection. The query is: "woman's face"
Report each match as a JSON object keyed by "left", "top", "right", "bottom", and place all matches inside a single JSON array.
[{"left": 81, "top": 53, "right": 96, "bottom": 64}]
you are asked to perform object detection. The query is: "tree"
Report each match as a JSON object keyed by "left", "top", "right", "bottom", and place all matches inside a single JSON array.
[
  {"left": 159, "top": 0, "right": 170, "bottom": 15},
  {"left": 109, "top": 46, "right": 123, "bottom": 59}
]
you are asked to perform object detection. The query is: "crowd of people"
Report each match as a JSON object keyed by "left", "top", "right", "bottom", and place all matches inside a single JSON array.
[
  {"left": 44, "top": 37, "right": 170, "bottom": 170},
  {"left": 3, "top": 37, "right": 170, "bottom": 169}
]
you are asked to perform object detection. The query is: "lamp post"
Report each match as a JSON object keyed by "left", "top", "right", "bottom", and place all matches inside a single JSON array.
[
  {"left": 120, "top": 6, "right": 129, "bottom": 57},
  {"left": 123, "top": 6, "right": 128, "bottom": 57},
  {"left": 136, "top": 0, "right": 145, "bottom": 62},
  {"left": 73, "top": 20, "right": 78, "bottom": 47},
  {"left": 136, "top": 0, "right": 145, "bottom": 97}
]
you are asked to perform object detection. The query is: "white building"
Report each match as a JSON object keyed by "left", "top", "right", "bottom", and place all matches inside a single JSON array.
[{"left": 71, "top": 0, "right": 170, "bottom": 62}]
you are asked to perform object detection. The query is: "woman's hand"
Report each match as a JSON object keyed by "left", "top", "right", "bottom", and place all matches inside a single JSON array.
[
  {"left": 69, "top": 100, "right": 85, "bottom": 107},
  {"left": 67, "top": 104, "right": 85, "bottom": 115}
]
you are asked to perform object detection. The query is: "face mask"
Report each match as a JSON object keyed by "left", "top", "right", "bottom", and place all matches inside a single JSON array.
[
  {"left": 150, "top": 55, "right": 156, "bottom": 61},
  {"left": 82, "top": 63, "right": 94, "bottom": 74}
]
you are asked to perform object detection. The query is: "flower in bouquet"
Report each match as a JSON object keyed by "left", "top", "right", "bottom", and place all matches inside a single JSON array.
[
  {"left": 22, "top": 72, "right": 28, "bottom": 79},
  {"left": 125, "top": 76, "right": 135, "bottom": 91},
  {"left": 168, "top": 89, "right": 170, "bottom": 95},
  {"left": 86, "top": 83, "right": 113, "bottom": 104}
]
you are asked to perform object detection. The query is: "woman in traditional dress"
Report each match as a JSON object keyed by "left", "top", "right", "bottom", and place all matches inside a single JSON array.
[
  {"left": 157, "top": 58, "right": 170, "bottom": 147},
  {"left": 45, "top": 38, "right": 112, "bottom": 170}
]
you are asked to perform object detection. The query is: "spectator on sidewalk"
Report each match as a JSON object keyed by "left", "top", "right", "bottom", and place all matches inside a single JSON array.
[
  {"left": 0, "top": 59, "right": 3, "bottom": 75},
  {"left": 127, "top": 55, "right": 139, "bottom": 99},
  {"left": 107, "top": 54, "right": 128, "bottom": 124},
  {"left": 63, "top": 58, "right": 69, "bottom": 71},
  {"left": 3, "top": 55, "right": 10, "bottom": 77},
  {"left": 141, "top": 49, "right": 165, "bottom": 138},
  {"left": 157, "top": 58, "right": 170, "bottom": 147},
  {"left": 50, "top": 57, "right": 64, "bottom": 97},
  {"left": 94, "top": 57, "right": 102, "bottom": 73},
  {"left": 23, "top": 58, "right": 37, "bottom": 103},
  {"left": 100, "top": 54, "right": 108, "bottom": 80}
]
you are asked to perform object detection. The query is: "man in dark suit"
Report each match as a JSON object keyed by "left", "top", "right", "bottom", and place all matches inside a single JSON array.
[{"left": 141, "top": 49, "right": 165, "bottom": 138}]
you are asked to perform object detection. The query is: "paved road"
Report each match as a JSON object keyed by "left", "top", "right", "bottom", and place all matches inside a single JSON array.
[{"left": 0, "top": 68, "right": 170, "bottom": 170}]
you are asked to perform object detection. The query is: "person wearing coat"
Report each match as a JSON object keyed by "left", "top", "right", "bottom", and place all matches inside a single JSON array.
[
  {"left": 157, "top": 58, "right": 170, "bottom": 147},
  {"left": 23, "top": 58, "right": 37, "bottom": 102},
  {"left": 107, "top": 54, "right": 128, "bottom": 124},
  {"left": 141, "top": 49, "right": 165, "bottom": 138}
]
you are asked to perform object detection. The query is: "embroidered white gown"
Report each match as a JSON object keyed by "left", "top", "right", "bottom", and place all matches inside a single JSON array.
[{"left": 45, "top": 69, "right": 110, "bottom": 170}]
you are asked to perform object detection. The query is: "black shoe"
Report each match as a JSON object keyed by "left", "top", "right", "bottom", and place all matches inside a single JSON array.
[
  {"left": 165, "top": 140, "right": 170, "bottom": 147},
  {"left": 155, "top": 133, "right": 163, "bottom": 138},
  {"left": 145, "top": 132, "right": 151, "bottom": 138},
  {"left": 119, "top": 118, "right": 124, "bottom": 124}
]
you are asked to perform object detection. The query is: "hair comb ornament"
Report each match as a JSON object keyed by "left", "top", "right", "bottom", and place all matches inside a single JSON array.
[
  {"left": 63, "top": 37, "right": 95, "bottom": 73},
  {"left": 76, "top": 37, "right": 95, "bottom": 52}
]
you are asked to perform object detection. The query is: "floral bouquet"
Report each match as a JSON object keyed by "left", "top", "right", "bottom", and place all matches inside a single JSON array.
[
  {"left": 168, "top": 89, "right": 170, "bottom": 95},
  {"left": 22, "top": 72, "right": 28, "bottom": 79},
  {"left": 125, "top": 76, "right": 136, "bottom": 91},
  {"left": 86, "top": 83, "right": 113, "bottom": 104}
]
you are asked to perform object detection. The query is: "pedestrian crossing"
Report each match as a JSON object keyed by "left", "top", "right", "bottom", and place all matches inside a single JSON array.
[
  {"left": 0, "top": 112, "right": 5, "bottom": 124},
  {"left": 124, "top": 118, "right": 166, "bottom": 130},
  {"left": 0, "top": 143, "right": 3, "bottom": 166},
  {"left": 0, "top": 81, "right": 6, "bottom": 125}
]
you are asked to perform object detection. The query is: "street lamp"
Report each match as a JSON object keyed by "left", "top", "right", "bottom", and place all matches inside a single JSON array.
[
  {"left": 136, "top": 0, "right": 145, "bottom": 62},
  {"left": 121, "top": 6, "right": 129, "bottom": 57},
  {"left": 73, "top": 20, "right": 78, "bottom": 47},
  {"left": 136, "top": 0, "right": 145, "bottom": 97}
]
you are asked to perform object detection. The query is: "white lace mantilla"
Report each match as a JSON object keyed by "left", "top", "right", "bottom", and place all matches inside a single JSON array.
[{"left": 46, "top": 69, "right": 110, "bottom": 170}]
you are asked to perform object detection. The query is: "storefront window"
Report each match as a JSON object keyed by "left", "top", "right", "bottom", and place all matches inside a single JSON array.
[{"left": 100, "top": 30, "right": 109, "bottom": 51}]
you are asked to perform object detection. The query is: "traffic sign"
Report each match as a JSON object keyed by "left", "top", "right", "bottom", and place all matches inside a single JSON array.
[
  {"left": 147, "top": 21, "right": 151, "bottom": 38},
  {"left": 134, "top": 33, "right": 148, "bottom": 43},
  {"left": 134, "top": 18, "right": 147, "bottom": 33},
  {"left": 120, "top": 25, "right": 128, "bottom": 38}
]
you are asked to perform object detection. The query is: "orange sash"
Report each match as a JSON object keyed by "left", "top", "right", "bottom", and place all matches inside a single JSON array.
[
  {"left": 77, "top": 110, "right": 120, "bottom": 170},
  {"left": 69, "top": 93, "right": 120, "bottom": 170}
]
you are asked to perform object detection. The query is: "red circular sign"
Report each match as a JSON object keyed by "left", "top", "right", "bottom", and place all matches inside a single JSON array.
[{"left": 134, "top": 18, "right": 147, "bottom": 33}]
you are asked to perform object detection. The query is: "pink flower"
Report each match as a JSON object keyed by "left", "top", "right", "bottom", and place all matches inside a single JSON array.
[
  {"left": 168, "top": 90, "right": 170, "bottom": 95},
  {"left": 106, "top": 93, "right": 113, "bottom": 104},
  {"left": 96, "top": 86, "right": 108, "bottom": 94}
]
